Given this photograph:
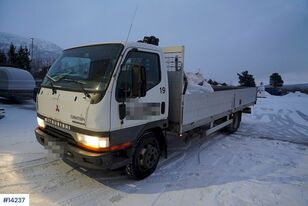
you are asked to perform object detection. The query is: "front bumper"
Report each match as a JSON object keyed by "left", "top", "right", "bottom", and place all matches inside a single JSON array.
[{"left": 35, "top": 127, "right": 130, "bottom": 170}]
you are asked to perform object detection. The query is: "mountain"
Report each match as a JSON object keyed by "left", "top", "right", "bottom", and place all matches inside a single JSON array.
[{"left": 0, "top": 32, "right": 62, "bottom": 61}]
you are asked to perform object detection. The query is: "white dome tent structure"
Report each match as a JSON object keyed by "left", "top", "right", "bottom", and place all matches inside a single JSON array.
[{"left": 0, "top": 66, "right": 36, "bottom": 100}]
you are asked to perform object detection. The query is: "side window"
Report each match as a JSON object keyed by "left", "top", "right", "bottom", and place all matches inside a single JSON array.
[{"left": 116, "top": 51, "right": 161, "bottom": 99}]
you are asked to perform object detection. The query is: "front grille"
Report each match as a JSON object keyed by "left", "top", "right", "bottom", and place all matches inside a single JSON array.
[{"left": 44, "top": 126, "right": 76, "bottom": 144}]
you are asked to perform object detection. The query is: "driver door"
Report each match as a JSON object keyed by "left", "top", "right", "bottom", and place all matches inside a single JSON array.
[{"left": 113, "top": 49, "right": 166, "bottom": 130}]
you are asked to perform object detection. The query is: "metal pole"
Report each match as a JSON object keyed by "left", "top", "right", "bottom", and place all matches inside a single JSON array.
[
  {"left": 30, "top": 38, "right": 34, "bottom": 59},
  {"left": 30, "top": 38, "right": 34, "bottom": 73}
]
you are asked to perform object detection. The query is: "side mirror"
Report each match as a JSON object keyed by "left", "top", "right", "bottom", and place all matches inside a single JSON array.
[{"left": 131, "top": 64, "right": 146, "bottom": 98}]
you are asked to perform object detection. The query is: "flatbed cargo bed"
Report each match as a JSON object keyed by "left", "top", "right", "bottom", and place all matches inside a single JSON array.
[{"left": 168, "top": 70, "right": 257, "bottom": 134}]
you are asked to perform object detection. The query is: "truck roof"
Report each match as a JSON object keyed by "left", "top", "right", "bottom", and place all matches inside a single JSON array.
[{"left": 65, "top": 41, "right": 163, "bottom": 52}]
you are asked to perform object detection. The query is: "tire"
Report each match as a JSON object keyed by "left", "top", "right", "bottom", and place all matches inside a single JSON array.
[
  {"left": 126, "top": 132, "right": 160, "bottom": 179},
  {"left": 225, "top": 112, "right": 241, "bottom": 133}
]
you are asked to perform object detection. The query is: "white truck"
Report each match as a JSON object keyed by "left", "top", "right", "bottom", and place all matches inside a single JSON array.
[{"left": 35, "top": 37, "right": 257, "bottom": 179}]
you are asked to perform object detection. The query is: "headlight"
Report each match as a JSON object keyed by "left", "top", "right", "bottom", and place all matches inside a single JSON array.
[
  {"left": 75, "top": 133, "right": 110, "bottom": 151},
  {"left": 37, "top": 117, "right": 46, "bottom": 129}
]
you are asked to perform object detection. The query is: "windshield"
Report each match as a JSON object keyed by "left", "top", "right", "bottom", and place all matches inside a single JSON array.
[{"left": 41, "top": 44, "right": 123, "bottom": 92}]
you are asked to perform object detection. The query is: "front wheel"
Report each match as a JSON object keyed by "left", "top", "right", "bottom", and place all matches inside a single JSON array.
[{"left": 126, "top": 132, "right": 160, "bottom": 179}]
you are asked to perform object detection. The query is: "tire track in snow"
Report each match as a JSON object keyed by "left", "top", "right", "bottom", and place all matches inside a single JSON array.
[
  {"left": 296, "top": 111, "right": 308, "bottom": 122},
  {"left": 146, "top": 134, "right": 216, "bottom": 206},
  {"left": 138, "top": 133, "right": 226, "bottom": 200},
  {"left": 0, "top": 159, "right": 60, "bottom": 174},
  {"left": 242, "top": 110, "right": 308, "bottom": 146},
  {"left": 235, "top": 132, "right": 308, "bottom": 146}
]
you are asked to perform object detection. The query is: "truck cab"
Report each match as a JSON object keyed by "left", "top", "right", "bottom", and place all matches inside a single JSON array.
[{"left": 36, "top": 40, "right": 169, "bottom": 179}]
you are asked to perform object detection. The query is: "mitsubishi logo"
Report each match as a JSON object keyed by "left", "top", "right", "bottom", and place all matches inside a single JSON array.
[{"left": 56, "top": 105, "right": 60, "bottom": 112}]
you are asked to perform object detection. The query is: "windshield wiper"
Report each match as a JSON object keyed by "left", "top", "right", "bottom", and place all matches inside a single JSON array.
[
  {"left": 46, "top": 74, "right": 57, "bottom": 94},
  {"left": 46, "top": 74, "right": 91, "bottom": 98},
  {"left": 61, "top": 78, "right": 91, "bottom": 99}
]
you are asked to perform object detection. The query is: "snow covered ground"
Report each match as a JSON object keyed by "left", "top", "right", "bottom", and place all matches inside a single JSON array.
[{"left": 0, "top": 94, "right": 308, "bottom": 206}]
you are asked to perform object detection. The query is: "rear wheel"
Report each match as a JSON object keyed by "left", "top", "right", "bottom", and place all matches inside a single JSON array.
[
  {"left": 225, "top": 112, "right": 242, "bottom": 133},
  {"left": 126, "top": 132, "right": 160, "bottom": 179}
]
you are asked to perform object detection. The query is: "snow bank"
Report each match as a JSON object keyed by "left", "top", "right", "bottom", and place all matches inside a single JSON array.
[
  {"left": 284, "top": 91, "right": 308, "bottom": 98},
  {"left": 257, "top": 91, "right": 272, "bottom": 98},
  {"left": 185, "top": 72, "right": 214, "bottom": 94}
]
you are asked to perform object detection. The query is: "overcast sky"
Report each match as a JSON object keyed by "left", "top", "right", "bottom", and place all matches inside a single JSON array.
[{"left": 1, "top": 0, "right": 307, "bottom": 84}]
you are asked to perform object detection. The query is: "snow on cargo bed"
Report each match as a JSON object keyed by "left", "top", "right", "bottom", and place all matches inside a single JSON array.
[
  {"left": 185, "top": 72, "right": 214, "bottom": 94},
  {"left": 0, "top": 94, "right": 308, "bottom": 205}
]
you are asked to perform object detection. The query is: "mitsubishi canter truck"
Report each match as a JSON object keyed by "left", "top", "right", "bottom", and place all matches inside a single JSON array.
[{"left": 35, "top": 36, "right": 257, "bottom": 179}]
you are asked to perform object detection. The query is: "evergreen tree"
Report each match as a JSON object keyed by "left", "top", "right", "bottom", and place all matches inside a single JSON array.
[
  {"left": 237, "top": 70, "right": 256, "bottom": 87},
  {"left": 270, "top": 73, "right": 284, "bottom": 88},
  {"left": 207, "top": 79, "right": 214, "bottom": 85},
  {"left": 0, "top": 50, "right": 7, "bottom": 65},
  {"left": 7, "top": 43, "right": 17, "bottom": 65},
  {"left": 16, "top": 46, "right": 24, "bottom": 68},
  {"left": 16, "top": 46, "right": 31, "bottom": 71}
]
